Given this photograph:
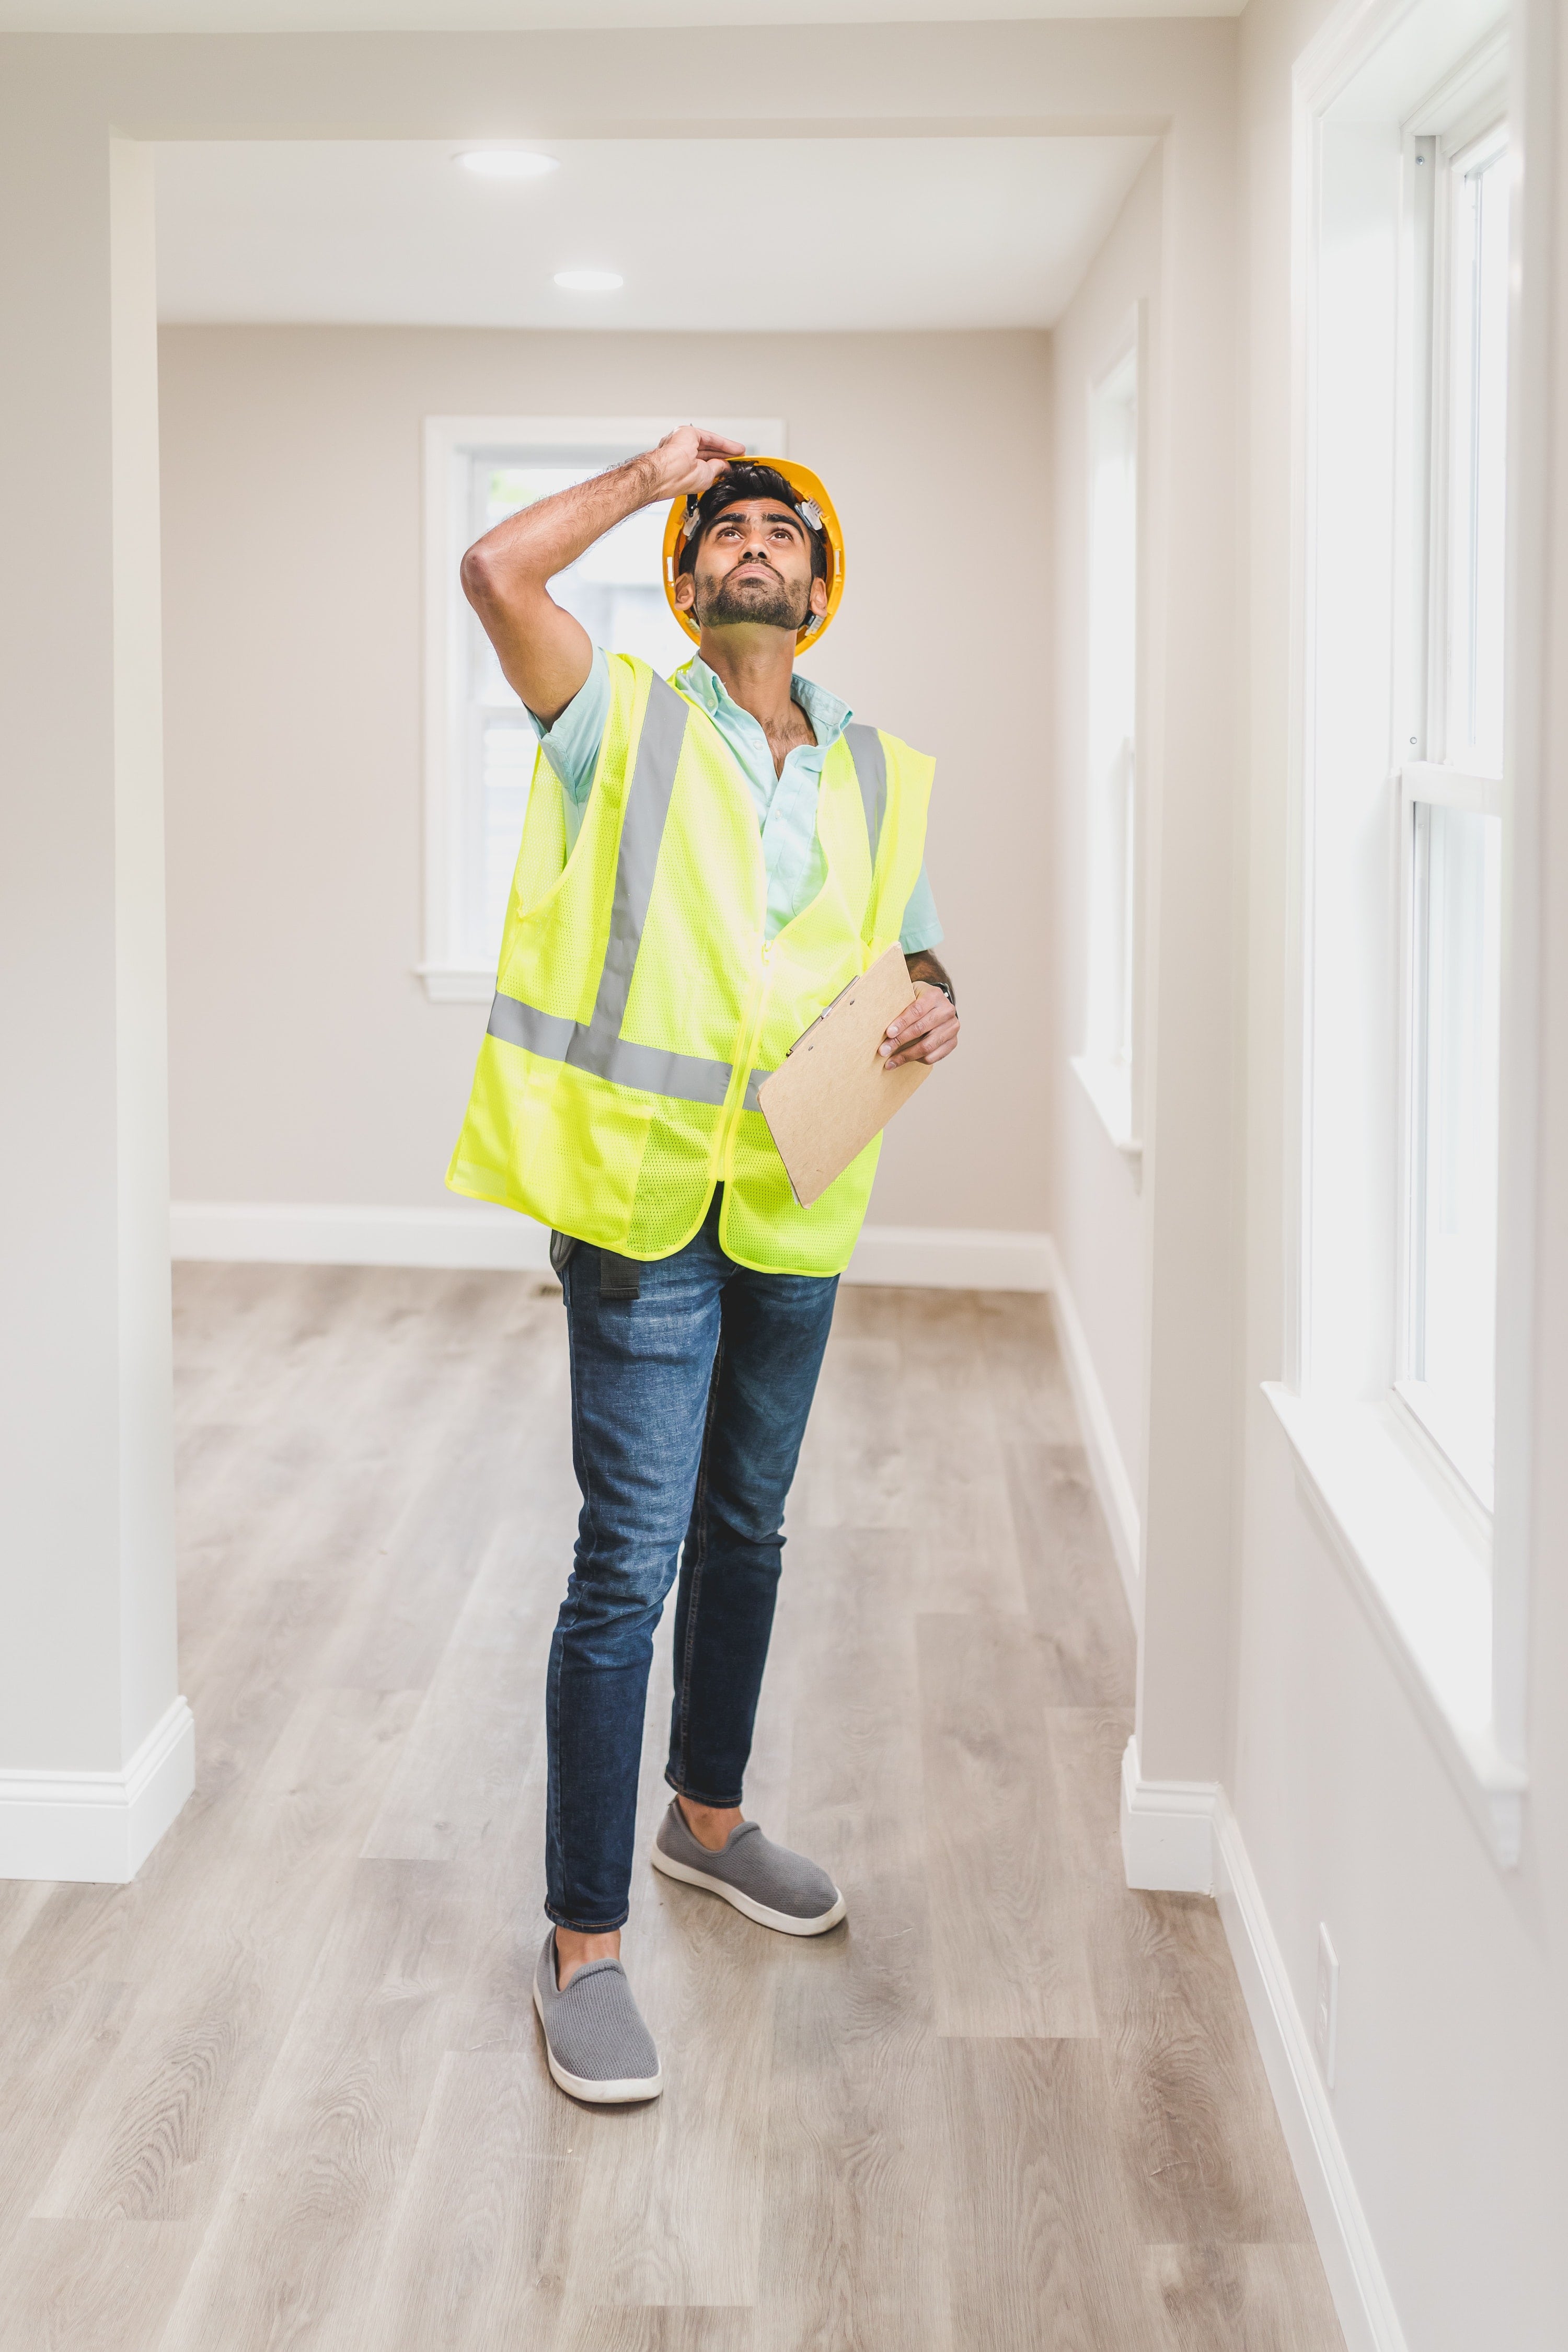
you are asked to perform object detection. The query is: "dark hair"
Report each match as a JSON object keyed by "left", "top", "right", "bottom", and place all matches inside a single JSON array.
[{"left": 675, "top": 463, "right": 828, "bottom": 582}]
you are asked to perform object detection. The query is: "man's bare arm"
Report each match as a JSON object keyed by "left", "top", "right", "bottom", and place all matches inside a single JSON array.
[
  {"left": 881, "top": 949, "right": 960, "bottom": 1069},
  {"left": 906, "top": 948, "right": 955, "bottom": 1004},
  {"left": 459, "top": 425, "right": 745, "bottom": 725}
]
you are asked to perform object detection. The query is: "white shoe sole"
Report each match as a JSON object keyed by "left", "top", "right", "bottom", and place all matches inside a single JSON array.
[
  {"left": 650, "top": 1841, "right": 847, "bottom": 1935},
  {"left": 532, "top": 1981, "right": 663, "bottom": 2104}
]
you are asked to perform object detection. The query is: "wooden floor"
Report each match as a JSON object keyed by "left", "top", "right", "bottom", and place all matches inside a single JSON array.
[{"left": 0, "top": 1267, "right": 1345, "bottom": 2351}]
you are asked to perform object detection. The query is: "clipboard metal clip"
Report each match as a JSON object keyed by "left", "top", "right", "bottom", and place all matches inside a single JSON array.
[{"left": 784, "top": 972, "right": 863, "bottom": 1059}]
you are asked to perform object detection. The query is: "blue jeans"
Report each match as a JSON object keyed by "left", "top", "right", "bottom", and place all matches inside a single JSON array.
[{"left": 546, "top": 1191, "right": 839, "bottom": 1931}]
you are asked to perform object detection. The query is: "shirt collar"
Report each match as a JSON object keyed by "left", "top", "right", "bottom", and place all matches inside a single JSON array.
[{"left": 676, "top": 654, "right": 851, "bottom": 751}]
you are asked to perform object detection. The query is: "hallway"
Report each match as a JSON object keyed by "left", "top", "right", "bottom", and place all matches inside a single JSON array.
[{"left": 0, "top": 1269, "right": 1340, "bottom": 2349}]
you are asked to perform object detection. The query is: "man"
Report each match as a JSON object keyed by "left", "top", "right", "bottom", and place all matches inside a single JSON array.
[{"left": 451, "top": 426, "right": 959, "bottom": 2103}]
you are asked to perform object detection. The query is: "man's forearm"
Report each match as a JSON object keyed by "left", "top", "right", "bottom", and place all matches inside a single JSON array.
[
  {"left": 457, "top": 425, "right": 743, "bottom": 722},
  {"left": 462, "top": 448, "right": 666, "bottom": 606},
  {"left": 907, "top": 948, "right": 956, "bottom": 1007}
]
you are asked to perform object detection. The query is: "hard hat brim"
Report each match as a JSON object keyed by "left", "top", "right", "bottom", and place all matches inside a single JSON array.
[{"left": 661, "top": 457, "right": 846, "bottom": 653}]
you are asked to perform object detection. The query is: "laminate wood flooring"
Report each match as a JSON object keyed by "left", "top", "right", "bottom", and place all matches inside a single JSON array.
[{"left": 0, "top": 1269, "right": 1345, "bottom": 2351}]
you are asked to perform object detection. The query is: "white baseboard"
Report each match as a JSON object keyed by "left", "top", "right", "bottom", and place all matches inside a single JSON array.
[
  {"left": 170, "top": 1200, "right": 552, "bottom": 1272},
  {"left": 1214, "top": 1797, "right": 1410, "bottom": 2352},
  {"left": 169, "top": 1202, "right": 1052, "bottom": 1293},
  {"left": 0, "top": 1697, "right": 195, "bottom": 1884},
  {"left": 1041, "top": 1239, "right": 1142, "bottom": 1616},
  {"left": 1120, "top": 1733, "right": 1218, "bottom": 1894},
  {"left": 845, "top": 1224, "right": 1051, "bottom": 1291}
]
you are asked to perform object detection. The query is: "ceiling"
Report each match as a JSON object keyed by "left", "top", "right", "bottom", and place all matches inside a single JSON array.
[
  {"left": 155, "top": 135, "right": 1156, "bottom": 333},
  {"left": 6, "top": 0, "right": 1236, "bottom": 22}
]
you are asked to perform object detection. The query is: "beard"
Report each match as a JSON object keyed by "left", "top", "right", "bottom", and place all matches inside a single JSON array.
[{"left": 697, "top": 564, "right": 812, "bottom": 633}]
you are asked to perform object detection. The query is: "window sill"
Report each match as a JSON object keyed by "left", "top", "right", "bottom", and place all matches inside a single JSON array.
[
  {"left": 416, "top": 964, "right": 494, "bottom": 1005},
  {"left": 1391, "top": 1377, "right": 1494, "bottom": 1514},
  {"left": 1262, "top": 1382, "right": 1525, "bottom": 1865},
  {"left": 1069, "top": 1054, "right": 1143, "bottom": 1180}
]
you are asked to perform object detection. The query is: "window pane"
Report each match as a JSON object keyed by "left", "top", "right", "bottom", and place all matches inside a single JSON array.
[
  {"left": 1411, "top": 802, "right": 1501, "bottom": 1487},
  {"left": 1446, "top": 137, "right": 1509, "bottom": 770}
]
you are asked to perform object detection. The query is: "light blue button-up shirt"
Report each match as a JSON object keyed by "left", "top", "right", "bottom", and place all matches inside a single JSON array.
[{"left": 526, "top": 647, "right": 942, "bottom": 953}]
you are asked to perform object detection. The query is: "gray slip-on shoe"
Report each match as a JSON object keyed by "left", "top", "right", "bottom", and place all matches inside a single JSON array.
[
  {"left": 651, "top": 1799, "right": 847, "bottom": 1935},
  {"left": 532, "top": 1929, "right": 663, "bottom": 2104}
]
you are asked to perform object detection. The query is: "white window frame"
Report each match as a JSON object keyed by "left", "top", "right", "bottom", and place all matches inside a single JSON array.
[
  {"left": 1070, "top": 307, "right": 1146, "bottom": 1179},
  {"left": 418, "top": 414, "right": 783, "bottom": 1003},
  {"left": 1265, "top": 0, "right": 1541, "bottom": 1866},
  {"left": 1392, "top": 99, "right": 1509, "bottom": 1504}
]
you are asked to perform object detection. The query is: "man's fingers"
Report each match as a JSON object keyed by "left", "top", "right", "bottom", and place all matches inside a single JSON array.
[
  {"left": 883, "top": 998, "right": 942, "bottom": 1037},
  {"left": 699, "top": 432, "right": 746, "bottom": 456},
  {"left": 883, "top": 1029, "right": 958, "bottom": 1068},
  {"left": 880, "top": 997, "right": 949, "bottom": 1052},
  {"left": 880, "top": 1004, "right": 960, "bottom": 1069}
]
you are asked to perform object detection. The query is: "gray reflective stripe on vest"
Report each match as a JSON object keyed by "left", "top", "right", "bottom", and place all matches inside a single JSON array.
[
  {"left": 485, "top": 991, "right": 738, "bottom": 1108},
  {"left": 843, "top": 723, "right": 887, "bottom": 869},
  {"left": 488, "top": 673, "right": 738, "bottom": 1110},
  {"left": 595, "top": 670, "right": 690, "bottom": 1036}
]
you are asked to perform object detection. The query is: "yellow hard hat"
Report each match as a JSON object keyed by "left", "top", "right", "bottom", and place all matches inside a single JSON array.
[{"left": 662, "top": 457, "right": 846, "bottom": 652}]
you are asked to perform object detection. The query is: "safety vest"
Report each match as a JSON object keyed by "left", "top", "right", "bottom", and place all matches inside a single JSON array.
[{"left": 446, "top": 653, "right": 933, "bottom": 1276}]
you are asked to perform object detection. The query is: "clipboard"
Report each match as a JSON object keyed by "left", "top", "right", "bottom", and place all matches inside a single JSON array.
[{"left": 757, "top": 944, "right": 933, "bottom": 1207}]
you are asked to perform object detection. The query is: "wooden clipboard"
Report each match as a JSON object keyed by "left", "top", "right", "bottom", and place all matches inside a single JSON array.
[{"left": 757, "top": 944, "right": 932, "bottom": 1207}]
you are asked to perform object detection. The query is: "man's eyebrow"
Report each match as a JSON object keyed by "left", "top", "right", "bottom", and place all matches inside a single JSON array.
[{"left": 713, "top": 506, "right": 808, "bottom": 536}]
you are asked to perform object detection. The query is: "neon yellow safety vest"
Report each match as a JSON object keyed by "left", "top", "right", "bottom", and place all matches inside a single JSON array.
[{"left": 446, "top": 653, "right": 934, "bottom": 1276}]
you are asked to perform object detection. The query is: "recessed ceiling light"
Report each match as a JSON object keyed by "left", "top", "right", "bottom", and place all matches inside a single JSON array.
[
  {"left": 554, "top": 268, "right": 624, "bottom": 293},
  {"left": 457, "top": 151, "right": 558, "bottom": 180}
]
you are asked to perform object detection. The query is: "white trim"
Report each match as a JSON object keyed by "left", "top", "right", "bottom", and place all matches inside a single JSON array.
[
  {"left": 1042, "top": 1238, "right": 1142, "bottom": 1616},
  {"left": 1118, "top": 1734, "right": 1217, "bottom": 1893},
  {"left": 1068, "top": 1052, "right": 1144, "bottom": 1176},
  {"left": 1080, "top": 304, "right": 1147, "bottom": 1162},
  {"left": 171, "top": 1200, "right": 555, "bottom": 1272},
  {"left": 1490, "top": 0, "right": 1552, "bottom": 1779},
  {"left": 1406, "top": 21, "right": 1508, "bottom": 136},
  {"left": 1400, "top": 757, "right": 1503, "bottom": 814},
  {"left": 1214, "top": 1796, "right": 1411, "bottom": 2352},
  {"left": 169, "top": 1202, "right": 1053, "bottom": 1293},
  {"left": 843, "top": 1225, "right": 1051, "bottom": 1293},
  {"left": 421, "top": 412, "right": 785, "bottom": 999},
  {"left": 413, "top": 962, "right": 495, "bottom": 1005},
  {"left": 1263, "top": 1383, "right": 1524, "bottom": 1863},
  {"left": 0, "top": 1697, "right": 194, "bottom": 1885}
]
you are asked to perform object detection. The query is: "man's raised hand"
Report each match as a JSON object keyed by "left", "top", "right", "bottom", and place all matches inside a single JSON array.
[{"left": 650, "top": 425, "right": 748, "bottom": 500}]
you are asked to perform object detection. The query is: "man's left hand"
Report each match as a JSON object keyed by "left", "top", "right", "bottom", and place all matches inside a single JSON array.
[{"left": 880, "top": 982, "right": 960, "bottom": 1070}]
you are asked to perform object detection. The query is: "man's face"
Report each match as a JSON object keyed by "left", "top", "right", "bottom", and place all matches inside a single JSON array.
[{"left": 675, "top": 498, "right": 828, "bottom": 637}]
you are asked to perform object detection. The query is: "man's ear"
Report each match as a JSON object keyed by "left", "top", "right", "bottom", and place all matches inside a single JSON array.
[
  {"left": 810, "top": 575, "right": 829, "bottom": 617},
  {"left": 673, "top": 571, "right": 695, "bottom": 612}
]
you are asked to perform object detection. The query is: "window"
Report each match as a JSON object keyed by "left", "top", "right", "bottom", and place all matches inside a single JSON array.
[
  {"left": 1398, "top": 114, "right": 1509, "bottom": 1506},
  {"left": 1266, "top": 5, "right": 1528, "bottom": 1862},
  {"left": 420, "top": 416, "right": 782, "bottom": 1000},
  {"left": 1071, "top": 328, "right": 1142, "bottom": 1166}
]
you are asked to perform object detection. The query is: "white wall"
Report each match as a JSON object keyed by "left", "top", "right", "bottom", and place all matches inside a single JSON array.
[
  {"left": 1045, "top": 86, "right": 1241, "bottom": 1798},
  {"left": 0, "top": 116, "right": 189, "bottom": 1865},
  {"left": 159, "top": 324, "right": 1052, "bottom": 1237},
  {"left": 1010, "top": 0, "right": 1568, "bottom": 2341},
  {"left": 1220, "top": 0, "right": 1567, "bottom": 2344},
  {"left": 1048, "top": 148, "right": 1162, "bottom": 1516}
]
